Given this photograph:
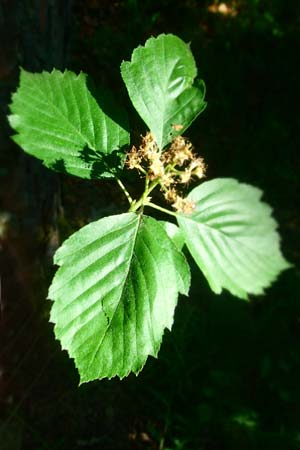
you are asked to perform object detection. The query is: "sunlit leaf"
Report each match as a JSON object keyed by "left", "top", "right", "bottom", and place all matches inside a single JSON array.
[
  {"left": 49, "top": 213, "right": 190, "bottom": 382},
  {"left": 121, "top": 34, "right": 206, "bottom": 149},
  {"left": 8, "top": 69, "right": 129, "bottom": 179},
  {"left": 160, "top": 221, "right": 185, "bottom": 251},
  {"left": 177, "top": 178, "right": 291, "bottom": 299}
]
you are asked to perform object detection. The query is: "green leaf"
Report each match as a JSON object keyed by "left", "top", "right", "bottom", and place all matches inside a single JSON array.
[
  {"left": 121, "top": 34, "right": 206, "bottom": 149},
  {"left": 160, "top": 221, "right": 185, "bottom": 251},
  {"left": 8, "top": 69, "right": 129, "bottom": 179},
  {"left": 49, "top": 213, "right": 190, "bottom": 382},
  {"left": 177, "top": 178, "right": 291, "bottom": 299}
]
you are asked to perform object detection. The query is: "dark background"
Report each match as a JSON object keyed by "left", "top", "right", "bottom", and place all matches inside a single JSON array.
[{"left": 0, "top": 1, "right": 300, "bottom": 449}]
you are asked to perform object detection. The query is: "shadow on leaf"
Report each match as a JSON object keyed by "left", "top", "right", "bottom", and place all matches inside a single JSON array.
[
  {"left": 79, "top": 145, "right": 128, "bottom": 179},
  {"left": 47, "top": 159, "right": 68, "bottom": 173},
  {"left": 45, "top": 144, "right": 128, "bottom": 180},
  {"left": 86, "top": 77, "right": 130, "bottom": 134}
]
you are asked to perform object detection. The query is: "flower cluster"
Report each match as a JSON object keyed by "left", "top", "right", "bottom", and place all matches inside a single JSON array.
[{"left": 126, "top": 132, "right": 206, "bottom": 213}]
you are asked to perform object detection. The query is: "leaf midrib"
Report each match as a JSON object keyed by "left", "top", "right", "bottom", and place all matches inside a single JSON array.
[{"left": 85, "top": 213, "right": 142, "bottom": 374}]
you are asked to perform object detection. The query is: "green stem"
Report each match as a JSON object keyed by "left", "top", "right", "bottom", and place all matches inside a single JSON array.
[
  {"left": 145, "top": 201, "right": 178, "bottom": 218},
  {"left": 115, "top": 177, "right": 133, "bottom": 205},
  {"left": 128, "top": 178, "right": 160, "bottom": 212}
]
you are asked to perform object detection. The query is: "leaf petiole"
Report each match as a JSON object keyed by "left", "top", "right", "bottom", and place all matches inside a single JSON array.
[{"left": 145, "top": 201, "right": 178, "bottom": 218}]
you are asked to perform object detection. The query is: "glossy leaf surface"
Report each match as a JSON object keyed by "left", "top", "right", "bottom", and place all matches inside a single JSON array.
[
  {"left": 49, "top": 213, "right": 190, "bottom": 382},
  {"left": 121, "top": 34, "right": 206, "bottom": 149},
  {"left": 9, "top": 69, "right": 129, "bottom": 178}
]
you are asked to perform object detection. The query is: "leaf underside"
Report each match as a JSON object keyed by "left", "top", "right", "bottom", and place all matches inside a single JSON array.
[
  {"left": 177, "top": 178, "right": 291, "bottom": 300},
  {"left": 49, "top": 213, "right": 190, "bottom": 383},
  {"left": 8, "top": 69, "right": 129, "bottom": 179},
  {"left": 121, "top": 34, "right": 207, "bottom": 149}
]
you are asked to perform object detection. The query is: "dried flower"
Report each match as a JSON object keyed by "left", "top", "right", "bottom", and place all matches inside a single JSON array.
[
  {"left": 180, "top": 169, "right": 192, "bottom": 184},
  {"left": 172, "top": 196, "right": 195, "bottom": 214},
  {"left": 163, "top": 135, "right": 194, "bottom": 166},
  {"left": 189, "top": 157, "right": 206, "bottom": 179},
  {"left": 164, "top": 188, "right": 178, "bottom": 203},
  {"left": 161, "top": 172, "right": 175, "bottom": 187},
  {"left": 149, "top": 158, "right": 164, "bottom": 178},
  {"left": 193, "top": 165, "right": 206, "bottom": 179},
  {"left": 126, "top": 146, "right": 142, "bottom": 170},
  {"left": 140, "top": 132, "right": 158, "bottom": 160},
  {"left": 126, "top": 132, "right": 206, "bottom": 212}
]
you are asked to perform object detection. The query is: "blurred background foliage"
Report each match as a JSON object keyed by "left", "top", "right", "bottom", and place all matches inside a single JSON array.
[{"left": 0, "top": 0, "right": 299, "bottom": 449}]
